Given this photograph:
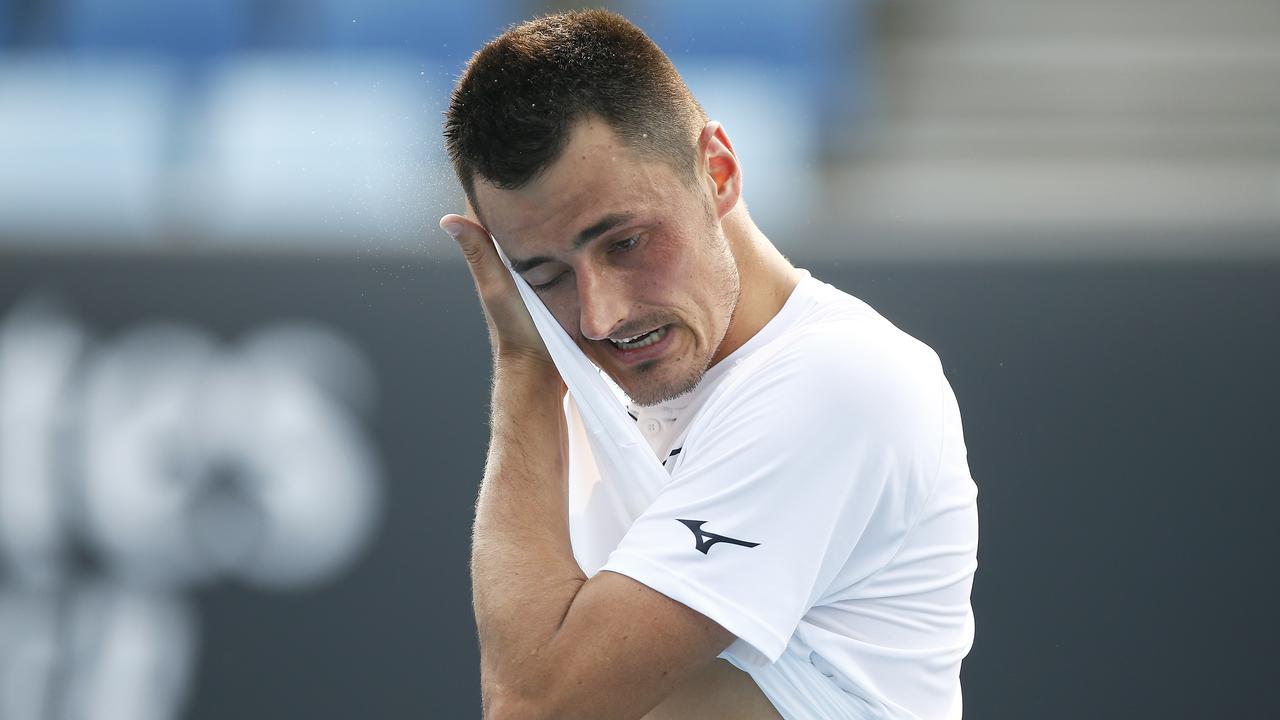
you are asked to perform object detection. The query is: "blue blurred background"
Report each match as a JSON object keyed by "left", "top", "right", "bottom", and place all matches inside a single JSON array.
[
  {"left": 0, "top": 1, "right": 1277, "bottom": 718},
  {"left": 2, "top": 0, "right": 1278, "bottom": 256}
]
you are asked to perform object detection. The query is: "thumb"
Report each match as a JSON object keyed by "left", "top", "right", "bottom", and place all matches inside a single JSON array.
[
  {"left": 440, "top": 213, "right": 546, "bottom": 358},
  {"left": 439, "top": 214, "right": 511, "bottom": 292}
]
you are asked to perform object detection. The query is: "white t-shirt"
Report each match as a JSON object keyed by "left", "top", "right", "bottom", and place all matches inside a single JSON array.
[{"left": 565, "top": 271, "right": 978, "bottom": 719}]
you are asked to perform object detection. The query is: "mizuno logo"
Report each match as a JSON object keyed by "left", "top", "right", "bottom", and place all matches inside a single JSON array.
[{"left": 677, "top": 519, "right": 760, "bottom": 555}]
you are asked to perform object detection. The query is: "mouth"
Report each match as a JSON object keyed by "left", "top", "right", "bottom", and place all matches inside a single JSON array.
[{"left": 603, "top": 325, "right": 673, "bottom": 365}]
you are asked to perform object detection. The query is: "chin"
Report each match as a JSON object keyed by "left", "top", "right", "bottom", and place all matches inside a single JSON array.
[
  {"left": 616, "top": 362, "right": 704, "bottom": 408},
  {"left": 580, "top": 331, "right": 712, "bottom": 407}
]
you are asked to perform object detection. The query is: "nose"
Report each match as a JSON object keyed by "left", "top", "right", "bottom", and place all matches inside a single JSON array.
[{"left": 576, "top": 266, "right": 628, "bottom": 341}]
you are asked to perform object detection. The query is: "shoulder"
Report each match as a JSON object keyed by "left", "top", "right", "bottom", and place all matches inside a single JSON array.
[
  {"left": 687, "top": 284, "right": 948, "bottom": 476},
  {"left": 672, "top": 282, "right": 950, "bottom": 504},
  {"left": 736, "top": 285, "right": 942, "bottom": 418}
]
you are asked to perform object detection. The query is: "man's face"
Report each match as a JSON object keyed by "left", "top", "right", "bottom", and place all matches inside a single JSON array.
[{"left": 473, "top": 118, "right": 740, "bottom": 406}]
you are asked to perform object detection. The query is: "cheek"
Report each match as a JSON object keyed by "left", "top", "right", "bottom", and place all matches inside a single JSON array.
[
  {"left": 643, "top": 234, "right": 696, "bottom": 287},
  {"left": 541, "top": 294, "right": 581, "bottom": 340}
]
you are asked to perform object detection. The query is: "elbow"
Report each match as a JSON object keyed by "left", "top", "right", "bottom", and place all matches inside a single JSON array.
[
  {"left": 480, "top": 647, "right": 597, "bottom": 720},
  {"left": 483, "top": 690, "right": 557, "bottom": 720},
  {"left": 481, "top": 694, "right": 515, "bottom": 720},
  {"left": 484, "top": 699, "right": 528, "bottom": 720},
  {"left": 483, "top": 678, "right": 564, "bottom": 720}
]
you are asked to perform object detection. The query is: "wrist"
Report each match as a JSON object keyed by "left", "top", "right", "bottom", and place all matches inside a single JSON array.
[{"left": 494, "top": 350, "right": 562, "bottom": 386}]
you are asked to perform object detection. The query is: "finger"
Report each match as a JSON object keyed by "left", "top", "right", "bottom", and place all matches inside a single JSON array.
[
  {"left": 439, "top": 214, "right": 513, "bottom": 295},
  {"left": 440, "top": 213, "right": 546, "bottom": 357}
]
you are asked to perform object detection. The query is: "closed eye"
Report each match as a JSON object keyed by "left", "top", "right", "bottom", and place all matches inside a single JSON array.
[
  {"left": 529, "top": 272, "right": 567, "bottom": 291},
  {"left": 530, "top": 234, "right": 640, "bottom": 292}
]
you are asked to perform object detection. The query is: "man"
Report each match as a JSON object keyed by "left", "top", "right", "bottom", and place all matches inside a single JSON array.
[{"left": 440, "top": 10, "right": 977, "bottom": 719}]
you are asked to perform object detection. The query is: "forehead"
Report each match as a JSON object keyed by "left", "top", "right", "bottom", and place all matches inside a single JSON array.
[{"left": 473, "top": 118, "right": 687, "bottom": 256}]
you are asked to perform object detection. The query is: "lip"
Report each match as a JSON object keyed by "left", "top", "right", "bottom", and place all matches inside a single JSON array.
[{"left": 603, "top": 325, "right": 675, "bottom": 366}]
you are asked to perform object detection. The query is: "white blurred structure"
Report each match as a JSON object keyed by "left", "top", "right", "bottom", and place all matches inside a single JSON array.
[
  {"left": 188, "top": 53, "right": 445, "bottom": 248},
  {"left": 0, "top": 298, "right": 385, "bottom": 720},
  {"left": 0, "top": 56, "right": 178, "bottom": 245},
  {"left": 0, "top": 50, "right": 455, "bottom": 251}
]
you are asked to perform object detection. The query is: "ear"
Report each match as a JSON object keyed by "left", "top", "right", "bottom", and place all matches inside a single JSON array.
[{"left": 698, "top": 121, "right": 741, "bottom": 221}]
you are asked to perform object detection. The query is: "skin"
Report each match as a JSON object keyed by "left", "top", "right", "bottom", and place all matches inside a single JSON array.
[{"left": 441, "top": 115, "right": 800, "bottom": 719}]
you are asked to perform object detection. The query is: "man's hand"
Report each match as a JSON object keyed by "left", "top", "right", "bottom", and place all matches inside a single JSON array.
[{"left": 440, "top": 212, "right": 553, "bottom": 368}]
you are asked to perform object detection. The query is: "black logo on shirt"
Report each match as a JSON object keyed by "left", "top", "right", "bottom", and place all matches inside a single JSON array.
[{"left": 677, "top": 519, "right": 760, "bottom": 555}]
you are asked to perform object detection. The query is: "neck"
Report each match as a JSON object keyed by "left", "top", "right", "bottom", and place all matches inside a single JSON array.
[{"left": 710, "top": 207, "right": 803, "bottom": 366}]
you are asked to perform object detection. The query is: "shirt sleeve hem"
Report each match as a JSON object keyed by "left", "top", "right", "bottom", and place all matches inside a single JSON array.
[{"left": 600, "top": 550, "right": 791, "bottom": 665}]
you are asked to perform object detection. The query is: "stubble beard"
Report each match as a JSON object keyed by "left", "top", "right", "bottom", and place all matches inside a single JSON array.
[{"left": 625, "top": 344, "right": 706, "bottom": 407}]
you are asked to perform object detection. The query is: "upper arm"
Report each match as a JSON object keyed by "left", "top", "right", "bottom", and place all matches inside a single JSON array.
[{"left": 486, "top": 570, "right": 735, "bottom": 720}]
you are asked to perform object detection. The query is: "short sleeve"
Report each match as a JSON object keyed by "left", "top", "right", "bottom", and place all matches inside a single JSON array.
[{"left": 599, "top": 323, "right": 946, "bottom": 666}]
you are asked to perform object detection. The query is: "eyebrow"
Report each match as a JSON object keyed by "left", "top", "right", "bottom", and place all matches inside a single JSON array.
[{"left": 507, "top": 212, "right": 635, "bottom": 274}]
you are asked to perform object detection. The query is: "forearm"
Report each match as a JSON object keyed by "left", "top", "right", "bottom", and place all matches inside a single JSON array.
[{"left": 471, "top": 356, "right": 587, "bottom": 704}]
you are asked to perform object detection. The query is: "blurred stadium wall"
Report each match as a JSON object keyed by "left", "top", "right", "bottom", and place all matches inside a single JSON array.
[{"left": 0, "top": 1, "right": 1277, "bottom": 718}]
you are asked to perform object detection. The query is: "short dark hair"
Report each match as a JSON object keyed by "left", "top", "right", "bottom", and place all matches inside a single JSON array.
[{"left": 443, "top": 9, "right": 707, "bottom": 214}]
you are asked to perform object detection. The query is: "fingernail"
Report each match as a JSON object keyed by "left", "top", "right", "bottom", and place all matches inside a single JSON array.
[{"left": 439, "top": 217, "right": 463, "bottom": 238}]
